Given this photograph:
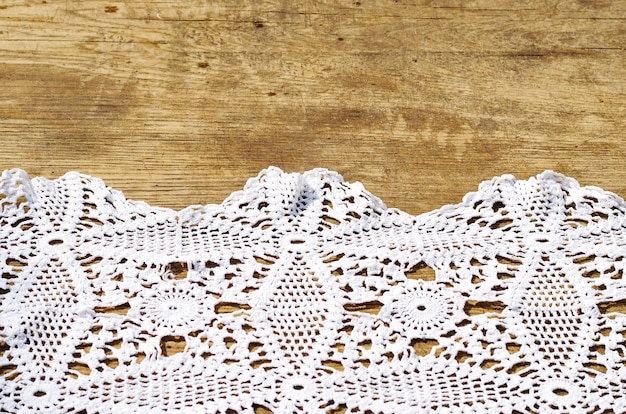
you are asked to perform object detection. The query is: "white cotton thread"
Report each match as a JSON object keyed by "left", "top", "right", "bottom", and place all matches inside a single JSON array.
[{"left": 1, "top": 167, "right": 625, "bottom": 413}]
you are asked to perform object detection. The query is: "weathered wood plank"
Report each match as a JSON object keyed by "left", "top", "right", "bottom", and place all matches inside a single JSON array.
[
  {"left": 1, "top": 0, "right": 626, "bottom": 400},
  {"left": 0, "top": 0, "right": 624, "bottom": 216}
]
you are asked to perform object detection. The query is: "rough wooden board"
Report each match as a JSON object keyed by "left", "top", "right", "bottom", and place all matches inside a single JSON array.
[
  {"left": 0, "top": 1, "right": 625, "bottom": 409},
  {"left": 0, "top": 0, "right": 625, "bottom": 215}
]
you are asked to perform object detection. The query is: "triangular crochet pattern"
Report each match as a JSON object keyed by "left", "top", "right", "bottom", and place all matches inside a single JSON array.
[{"left": 1, "top": 167, "right": 625, "bottom": 413}]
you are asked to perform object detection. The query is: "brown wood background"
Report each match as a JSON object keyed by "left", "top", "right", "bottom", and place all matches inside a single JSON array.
[
  {"left": 0, "top": 0, "right": 625, "bottom": 214},
  {"left": 0, "top": 2, "right": 625, "bottom": 409}
]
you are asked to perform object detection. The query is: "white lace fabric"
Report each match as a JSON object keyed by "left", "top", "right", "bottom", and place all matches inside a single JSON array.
[{"left": 1, "top": 167, "right": 625, "bottom": 413}]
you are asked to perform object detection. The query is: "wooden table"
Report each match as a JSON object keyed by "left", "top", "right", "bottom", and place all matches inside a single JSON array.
[
  {"left": 1, "top": 1, "right": 625, "bottom": 412},
  {"left": 1, "top": 0, "right": 624, "bottom": 215}
]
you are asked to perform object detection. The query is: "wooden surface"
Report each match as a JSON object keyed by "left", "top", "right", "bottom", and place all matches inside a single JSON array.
[
  {"left": 0, "top": 2, "right": 625, "bottom": 411},
  {"left": 0, "top": 0, "right": 625, "bottom": 214}
]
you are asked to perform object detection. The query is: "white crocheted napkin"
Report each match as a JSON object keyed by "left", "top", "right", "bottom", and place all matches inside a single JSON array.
[{"left": 1, "top": 168, "right": 625, "bottom": 413}]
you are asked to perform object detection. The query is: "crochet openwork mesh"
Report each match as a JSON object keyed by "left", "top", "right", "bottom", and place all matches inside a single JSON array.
[{"left": 1, "top": 168, "right": 625, "bottom": 413}]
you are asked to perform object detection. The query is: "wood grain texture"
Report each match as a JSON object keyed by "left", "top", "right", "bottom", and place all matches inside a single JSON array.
[
  {"left": 1, "top": 0, "right": 625, "bottom": 214},
  {"left": 1, "top": 1, "right": 625, "bottom": 407}
]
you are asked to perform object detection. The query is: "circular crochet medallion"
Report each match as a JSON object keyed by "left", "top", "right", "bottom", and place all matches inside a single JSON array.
[
  {"left": 540, "top": 379, "right": 583, "bottom": 407},
  {"left": 380, "top": 280, "right": 462, "bottom": 339},
  {"left": 524, "top": 374, "right": 600, "bottom": 414},
  {"left": 130, "top": 281, "right": 212, "bottom": 336}
]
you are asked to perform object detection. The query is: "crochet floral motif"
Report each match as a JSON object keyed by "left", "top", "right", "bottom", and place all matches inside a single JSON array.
[
  {"left": 380, "top": 280, "right": 463, "bottom": 339},
  {"left": 1, "top": 167, "right": 626, "bottom": 413},
  {"left": 130, "top": 280, "right": 211, "bottom": 336}
]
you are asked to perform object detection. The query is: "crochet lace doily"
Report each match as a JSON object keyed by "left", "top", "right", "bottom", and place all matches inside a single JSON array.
[{"left": 1, "top": 167, "right": 626, "bottom": 414}]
